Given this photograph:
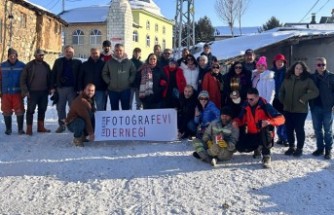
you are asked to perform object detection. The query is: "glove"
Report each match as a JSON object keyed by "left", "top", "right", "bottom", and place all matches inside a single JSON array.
[
  {"left": 207, "top": 140, "right": 213, "bottom": 149},
  {"left": 217, "top": 140, "right": 228, "bottom": 148}
]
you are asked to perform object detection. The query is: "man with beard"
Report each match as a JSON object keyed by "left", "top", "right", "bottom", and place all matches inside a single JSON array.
[
  {"left": 21, "top": 49, "right": 52, "bottom": 135},
  {"left": 66, "top": 83, "right": 96, "bottom": 147},
  {"left": 192, "top": 106, "right": 239, "bottom": 166},
  {"left": 100, "top": 40, "right": 113, "bottom": 62}
]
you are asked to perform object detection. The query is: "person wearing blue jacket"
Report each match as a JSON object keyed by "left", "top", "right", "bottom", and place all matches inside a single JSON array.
[
  {"left": 188, "top": 90, "right": 220, "bottom": 138},
  {"left": 0, "top": 48, "right": 25, "bottom": 135}
]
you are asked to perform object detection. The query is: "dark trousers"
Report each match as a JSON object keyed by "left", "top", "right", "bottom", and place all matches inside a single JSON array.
[
  {"left": 236, "top": 128, "right": 271, "bottom": 155},
  {"left": 67, "top": 118, "right": 87, "bottom": 138},
  {"left": 26, "top": 90, "right": 49, "bottom": 125},
  {"left": 108, "top": 89, "right": 131, "bottom": 110},
  {"left": 284, "top": 111, "right": 307, "bottom": 149}
]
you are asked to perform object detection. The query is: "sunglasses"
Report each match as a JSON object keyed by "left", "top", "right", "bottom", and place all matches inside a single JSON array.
[
  {"left": 212, "top": 66, "right": 220, "bottom": 69},
  {"left": 199, "top": 97, "right": 208, "bottom": 101},
  {"left": 247, "top": 98, "right": 255, "bottom": 102},
  {"left": 317, "top": 63, "right": 326, "bottom": 67},
  {"left": 235, "top": 66, "right": 243, "bottom": 69}
]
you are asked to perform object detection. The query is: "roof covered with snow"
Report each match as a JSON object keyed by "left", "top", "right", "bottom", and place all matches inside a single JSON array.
[
  {"left": 194, "top": 28, "right": 334, "bottom": 61},
  {"left": 59, "top": 0, "right": 164, "bottom": 24}
]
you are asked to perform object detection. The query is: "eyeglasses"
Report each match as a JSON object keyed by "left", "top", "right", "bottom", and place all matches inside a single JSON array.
[
  {"left": 235, "top": 66, "right": 243, "bottom": 69},
  {"left": 212, "top": 66, "right": 220, "bottom": 69},
  {"left": 247, "top": 98, "right": 255, "bottom": 102},
  {"left": 199, "top": 97, "right": 208, "bottom": 101},
  {"left": 317, "top": 63, "right": 326, "bottom": 67}
]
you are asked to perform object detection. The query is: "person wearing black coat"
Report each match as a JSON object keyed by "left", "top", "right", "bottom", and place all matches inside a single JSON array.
[
  {"left": 52, "top": 45, "right": 82, "bottom": 133},
  {"left": 78, "top": 48, "right": 107, "bottom": 111}
]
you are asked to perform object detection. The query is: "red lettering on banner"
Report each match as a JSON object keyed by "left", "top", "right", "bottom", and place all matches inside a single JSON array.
[
  {"left": 156, "top": 114, "right": 161, "bottom": 124},
  {"left": 132, "top": 127, "right": 137, "bottom": 137}
]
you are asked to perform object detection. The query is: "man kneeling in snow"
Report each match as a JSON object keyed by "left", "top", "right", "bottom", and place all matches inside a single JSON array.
[
  {"left": 65, "top": 83, "right": 96, "bottom": 147},
  {"left": 192, "top": 106, "right": 239, "bottom": 166}
]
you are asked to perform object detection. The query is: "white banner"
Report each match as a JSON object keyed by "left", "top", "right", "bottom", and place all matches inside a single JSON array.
[{"left": 94, "top": 109, "right": 178, "bottom": 141}]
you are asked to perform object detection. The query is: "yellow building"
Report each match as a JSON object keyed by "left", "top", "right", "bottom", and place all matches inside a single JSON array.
[{"left": 59, "top": 0, "right": 173, "bottom": 60}]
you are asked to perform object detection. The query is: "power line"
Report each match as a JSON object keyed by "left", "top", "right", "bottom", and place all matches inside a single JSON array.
[
  {"left": 48, "top": 0, "right": 61, "bottom": 11},
  {"left": 299, "top": 0, "right": 321, "bottom": 23},
  {"left": 315, "top": 0, "right": 331, "bottom": 14}
]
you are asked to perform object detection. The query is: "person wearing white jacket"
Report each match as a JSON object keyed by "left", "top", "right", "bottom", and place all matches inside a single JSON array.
[
  {"left": 180, "top": 54, "right": 199, "bottom": 92},
  {"left": 251, "top": 56, "right": 275, "bottom": 104}
]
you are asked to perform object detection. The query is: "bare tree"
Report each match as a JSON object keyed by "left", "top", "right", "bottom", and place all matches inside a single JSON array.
[
  {"left": 215, "top": 0, "right": 239, "bottom": 36},
  {"left": 236, "top": 0, "right": 250, "bottom": 35}
]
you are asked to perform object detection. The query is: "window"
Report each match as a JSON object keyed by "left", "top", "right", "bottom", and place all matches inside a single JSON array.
[
  {"left": 162, "top": 26, "right": 166, "bottom": 34},
  {"left": 162, "top": 39, "right": 166, "bottom": 50},
  {"left": 146, "top": 35, "right": 150, "bottom": 47},
  {"left": 133, "top": 31, "right": 138, "bottom": 42},
  {"left": 90, "top": 29, "right": 102, "bottom": 45},
  {"left": 155, "top": 37, "right": 159, "bottom": 45},
  {"left": 155, "top": 24, "right": 158, "bottom": 32},
  {"left": 19, "top": 12, "right": 27, "bottom": 28},
  {"left": 146, "top": 21, "right": 150, "bottom": 30},
  {"left": 72, "top": 29, "right": 84, "bottom": 45}
]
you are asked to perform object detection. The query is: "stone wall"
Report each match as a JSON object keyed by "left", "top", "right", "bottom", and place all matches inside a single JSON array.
[{"left": 0, "top": 1, "right": 64, "bottom": 67}]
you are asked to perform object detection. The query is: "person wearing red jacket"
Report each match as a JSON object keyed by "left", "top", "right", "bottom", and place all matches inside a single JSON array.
[
  {"left": 163, "top": 59, "right": 186, "bottom": 108},
  {"left": 234, "top": 87, "right": 285, "bottom": 168},
  {"left": 202, "top": 62, "right": 223, "bottom": 108}
]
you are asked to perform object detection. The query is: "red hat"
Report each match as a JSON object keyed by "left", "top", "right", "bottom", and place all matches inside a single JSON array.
[{"left": 273, "top": 53, "right": 287, "bottom": 64}]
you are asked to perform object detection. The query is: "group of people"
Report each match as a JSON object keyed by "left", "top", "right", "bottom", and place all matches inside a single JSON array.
[{"left": 0, "top": 40, "right": 333, "bottom": 168}]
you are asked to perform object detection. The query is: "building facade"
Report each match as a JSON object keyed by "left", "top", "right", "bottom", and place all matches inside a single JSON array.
[
  {"left": 0, "top": 0, "right": 67, "bottom": 65},
  {"left": 60, "top": 0, "right": 174, "bottom": 60}
]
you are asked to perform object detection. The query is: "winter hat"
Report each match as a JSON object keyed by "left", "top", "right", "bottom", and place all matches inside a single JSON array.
[
  {"left": 273, "top": 53, "right": 287, "bottom": 64},
  {"left": 220, "top": 106, "right": 233, "bottom": 117},
  {"left": 198, "top": 90, "right": 209, "bottom": 99},
  {"left": 245, "top": 48, "right": 254, "bottom": 55},
  {"left": 102, "top": 40, "right": 111, "bottom": 47},
  {"left": 8, "top": 48, "right": 18, "bottom": 57},
  {"left": 169, "top": 58, "right": 177, "bottom": 65},
  {"left": 256, "top": 56, "right": 267, "bottom": 69}
]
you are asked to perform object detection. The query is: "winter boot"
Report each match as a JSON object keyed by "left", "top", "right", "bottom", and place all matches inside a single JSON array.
[
  {"left": 17, "top": 115, "right": 25, "bottom": 135},
  {"left": 37, "top": 120, "right": 51, "bottom": 133},
  {"left": 262, "top": 155, "right": 271, "bottom": 169},
  {"left": 26, "top": 124, "right": 33, "bottom": 136},
  {"left": 56, "top": 120, "right": 66, "bottom": 133},
  {"left": 4, "top": 116, "right": 12, "bottom": 135},
  {"left": 312, "top": 148, "right": 324, "bottom": 156},
  {"left": 253, "top": 147, "right": 261, "bottom": 159},
  {"left": 73, "top": 137, "right": 84, "bottom": 147},
  {"left": 324, "top": 149, "right": 332, "bottom": 160},
  {"left": 284, "top": 147, "right": 295, "bottom": 156},
  {"left": 293, "top": 148, "right": 303, "bottom": 157}
]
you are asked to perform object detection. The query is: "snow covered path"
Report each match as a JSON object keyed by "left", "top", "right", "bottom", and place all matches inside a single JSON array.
[{"left": 0, "top": 107, "right": 334, "bottom": 215}]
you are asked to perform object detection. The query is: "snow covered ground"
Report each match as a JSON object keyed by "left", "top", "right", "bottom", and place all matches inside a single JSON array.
[{"left": 0, "top": 103, "right": 334, "bottom": 215}]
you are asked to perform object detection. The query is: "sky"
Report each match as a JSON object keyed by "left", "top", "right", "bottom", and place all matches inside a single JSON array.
[{"left": 28, "top": 0, "right": 334, "bottom": 27}]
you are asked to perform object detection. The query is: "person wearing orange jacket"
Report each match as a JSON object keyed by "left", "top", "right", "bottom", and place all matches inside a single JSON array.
[{"left": 234, "top": 87, "right": 285, "bottom": 168}]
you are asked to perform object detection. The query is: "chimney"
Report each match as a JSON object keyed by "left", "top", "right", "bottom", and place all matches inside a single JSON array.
[{"left": 310, "top": 13, "right": 316, "bottom": 24}]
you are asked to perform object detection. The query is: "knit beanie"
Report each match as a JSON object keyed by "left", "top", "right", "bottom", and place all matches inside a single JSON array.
[
  {"left": 8, "top": 48, "right": 18, "bottom": 57},
  {"left": 273, "top": 53, "right": 287, "bottom": 64},
  {"left": 198, "top": 90, "right": 209, "bottom": 99},
  {"left": 220, "top": 106, "right": 233, "bottom": 117},
  {"left": 256, "top": 56, "right": 267, "bottom": 68}
]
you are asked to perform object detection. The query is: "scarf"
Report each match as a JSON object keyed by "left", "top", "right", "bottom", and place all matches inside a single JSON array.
[{"left": 139, "top": 64, "right": 154, "bottom": 98}]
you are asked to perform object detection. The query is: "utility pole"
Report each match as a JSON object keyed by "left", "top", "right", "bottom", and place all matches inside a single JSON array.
[
  {"left": 174, "top": 0, "right": 195, "bottom": 57},
  {"left": 62, "top": 0, "right": 65, "bottom": 12}
]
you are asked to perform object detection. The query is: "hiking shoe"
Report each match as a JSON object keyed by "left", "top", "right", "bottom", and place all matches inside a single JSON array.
[
  {"left": 192, "top": 151, "right": 201, "bottom": 159},
  {"left": 253, "top": 148, "right": 261, "bottom": 159},
  {"left": 284, "top": 147, "right": 295, "bottom": 156},
  {"left": 324, "top": 149, "right": 332, "bottom": 160},
  {"left": 55, "top": 125, "right": 66, "bottom": 133},
  {"left": 276, "top": 139, "right": 288, "bottom": 147},
  {"left": 293, "top": 148, "right": 303, "bottom": 157},
  {"left": 211, "top": 158, "right": 217, "bottom": 167},
  {"left": 312, "top": 148, "right": 324, "bottom": 156},
  {"left": 262, "top": 155, "right": 271, "bottom": 169},
  {"left": 73, "top": 137, "right": 84, "bottom": 147}
]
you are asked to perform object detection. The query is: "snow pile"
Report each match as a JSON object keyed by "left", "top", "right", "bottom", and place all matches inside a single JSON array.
[{"left": 0, "top": 104, "right": 334, "bottom": 214}]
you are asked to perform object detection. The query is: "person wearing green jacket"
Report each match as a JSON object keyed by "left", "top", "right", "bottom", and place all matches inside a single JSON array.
[{"left": 279, "top": 61, "right": 319, "bottom": 157}]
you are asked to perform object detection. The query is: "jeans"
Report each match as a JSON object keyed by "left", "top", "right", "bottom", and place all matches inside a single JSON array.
[
  {"left": 276, "top": 125, "right": 287, "bottom": 141},
  {"left": 26, "top": 90, "right": 49, "bottom": 124},
  {"left": 94, "top": 90, "right": 107, "bottom": 111},
  {"left": 284, "top": 111, "right": 307, "bottom": 149},
  {"left": 108, "top": 89, "right": 131, "bottom": 110},
  {"left": 57, "top": 87, "right": 77, "bottom": 122},
  {"left": 311, "top": 106, "right": 333, "bottom": 151},
  {"left": 67, "top": 118, "right": 86, "bottom": 138}
]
